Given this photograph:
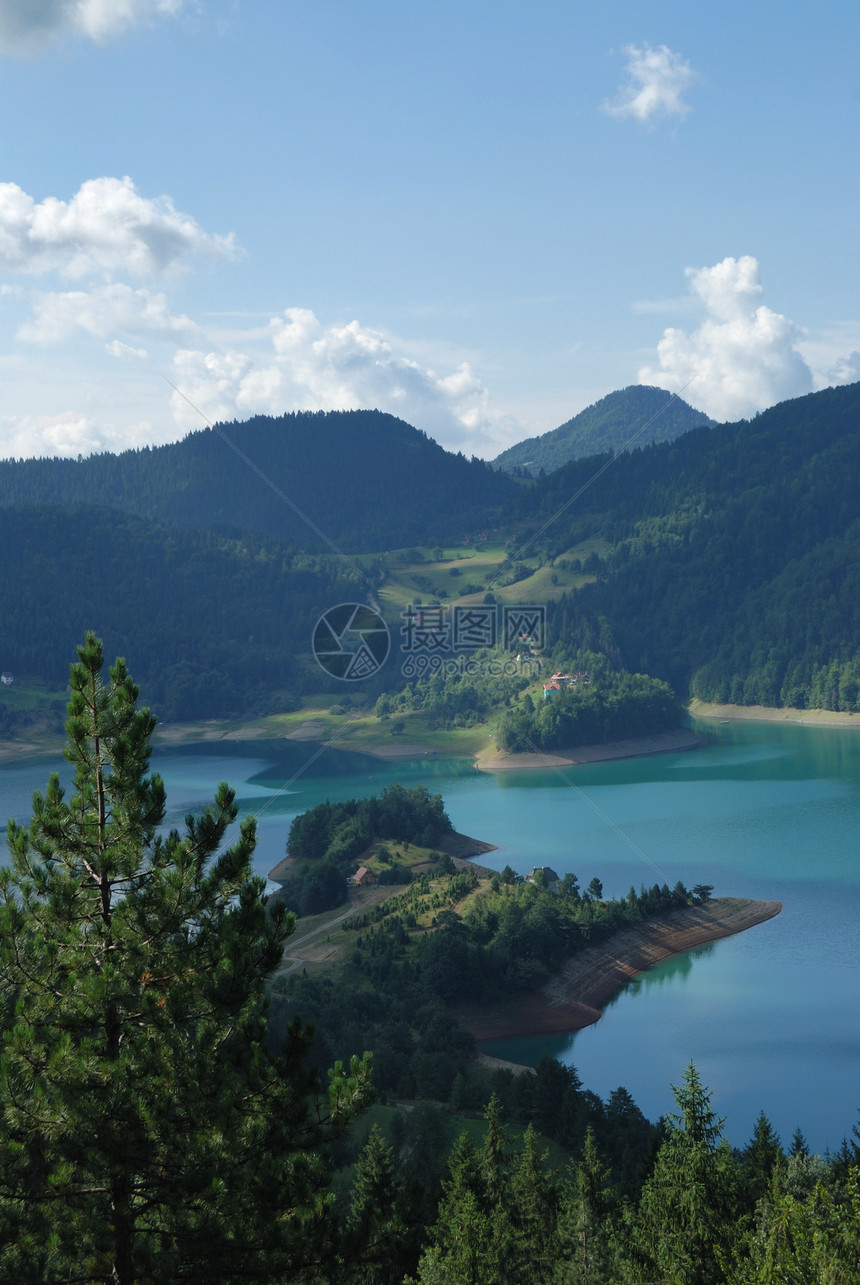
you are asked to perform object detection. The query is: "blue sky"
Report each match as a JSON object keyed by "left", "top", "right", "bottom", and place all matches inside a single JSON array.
[{"left": 1, "top": 0, "right": 858, "bottom": 459}]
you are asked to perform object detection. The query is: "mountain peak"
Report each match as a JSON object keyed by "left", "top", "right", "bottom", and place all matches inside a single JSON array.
[{"left": 494, "top": 385, "right": 716, "bottom": 475}]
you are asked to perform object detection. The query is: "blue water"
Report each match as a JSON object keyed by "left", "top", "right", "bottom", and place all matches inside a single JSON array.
[{"left": 3, "top": 717, "right": 860, "bottom": 1154}]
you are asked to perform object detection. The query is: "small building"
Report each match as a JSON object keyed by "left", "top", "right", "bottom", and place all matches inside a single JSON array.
[
  {"left": 527, "top": 866, "right": 560, "bottom": 894},
  {"left": 352, "top": 866, "right": 377, "bottom": 886},
  {"left": 0, "top": 673, "right": 13, "bottom": 687},
  {"left": 543, "top": 670, "right": 589, "bottom": 698}
]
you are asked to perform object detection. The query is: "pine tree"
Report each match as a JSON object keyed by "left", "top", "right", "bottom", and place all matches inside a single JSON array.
[
  {"left": 510, "top": 1124, "right": 557, "bottom": 1283},
  {"left": 555, "top": 1126, "right": 614, "bottom": 1285},
  {"left": 409, "top": 1132, "right": 494, "bottom": 1285},
  {"left": 632, "top": 1063, "right": 740, "bottom": 1285},
  {"left": 0, "top": 633, "right": 371, "bottom": 1284},
  {"left": 345, "top": 1124, "right": 407, "bottom": 1284},
  {"left": 741, "top": 1111, "right": 783, "bottom": 1212}
]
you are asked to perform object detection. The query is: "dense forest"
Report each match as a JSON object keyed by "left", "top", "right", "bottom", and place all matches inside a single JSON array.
[
  {"left": 497, "top": 662, "right": 681, "bottom": 752},
  {"left": 526, "top": 382, "right": 860, "bottom": 709},
  {"left": 273, "top": 785, "right": 453, "bottom": 916},
  {"left": 492, "top": 384, "right": 716, "bottom": 475},
  {"left": 0, "top": 503, "right": 369, "bottom": 720},
  {"left": 0, "top": 409, "right": 513, "bottom": 551}
]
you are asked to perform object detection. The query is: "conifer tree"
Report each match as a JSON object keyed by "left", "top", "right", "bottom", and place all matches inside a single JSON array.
[
  {"left": 510, "top": 1124, "right": 557, "bottom": 1283},
  {"left": 0, "top": 633, "right": 371, "bottom": 1284},
  {"left": 345, "top": 1124, "right": 406, "bottom": 1284},
  {"left": 741, "top": 1111, "right": 784, "bottom": 1212},
  {"left": 632, "top": 1063, "right": 740, "bottom": 1285},
  {"left": 408, "top": 1132, "right": 494, "bottom": 1285},
  {"left": 555, "top": 1126, "right": 614, "bottom": 1285}
]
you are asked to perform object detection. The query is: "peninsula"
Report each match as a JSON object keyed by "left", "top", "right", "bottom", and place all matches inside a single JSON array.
[{"left": 457, "top": 897, "right": 782, "bottom": 1042}]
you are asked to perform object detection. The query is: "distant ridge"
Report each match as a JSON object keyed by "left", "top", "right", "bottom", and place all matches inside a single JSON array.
[
  {"left": 493, "top": 384, "right": 716, "bottom": 475},
  {"left": 0, "top": 409, "right": 514, "bottom": 551}
]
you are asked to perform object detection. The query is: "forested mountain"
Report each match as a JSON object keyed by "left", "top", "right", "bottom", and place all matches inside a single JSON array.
[
  {"left": 0, "top": 410, "right": 514, "bottom": 551},
  {"left": 493, "top": 384, "right": 716, "bottom": 475},
  {"left": 2, "top": 383, "right": 859, "bottom": 719},
  {"left": 0, "top": 504, "right": 366, "bottom": 720},
  {"left": 527, "top": 382, "right": 860, "bottom": 709}
]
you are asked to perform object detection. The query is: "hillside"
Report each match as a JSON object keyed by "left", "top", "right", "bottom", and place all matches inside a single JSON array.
[
  {"left": 530, "top": 383, "right": 860, "bottom": 709},
  {"left": 2, "top": 383, "right": 859, "bottom": 731},
  {"left": 0, "top": 504, "right": 366, "bottom": 721},
  {"left": 493, "top": 384, "right": 716, "bottom": 475},
  {"left": 0, "top": 409, "right": 515, "bottom": 552}
]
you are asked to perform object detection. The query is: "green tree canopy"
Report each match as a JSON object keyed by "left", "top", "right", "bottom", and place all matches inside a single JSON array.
[{"left": 0, "top": 633, "right": 371, "bottom": 1284}]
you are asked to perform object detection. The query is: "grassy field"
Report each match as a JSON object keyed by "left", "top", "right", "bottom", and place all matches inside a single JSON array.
[
  {"left": 375, "top": 535, "right": 610, "bottom": 614},
  {"left": 236, "top": 704, "right": 498, "bottom": 760},
  {"left": 0, "top": 678, "right": 69, "bottom": 757}
]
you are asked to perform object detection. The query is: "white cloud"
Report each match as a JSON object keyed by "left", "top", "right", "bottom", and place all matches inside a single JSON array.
[
  {"left": 170, "top": 308, "right": 500, "bottom": 452},
  {"left": 826, "top": 351, "right": 860, "bottom": 385},
  {"left": 604, "top": 43, "right": 697, "bottom": 124},
  {"left": 0, "top": 0, "right": 183, "bottom": 53},
  {"left": 639, "top": 256, "right": 814, "bottom": 421},
  {"left": 107, "top": 340, "right": 150, "bottom": 359},
  {"left": 17, "top": 283, "right": 197, "bottom": 345},
  {"left": 0, "top": 409, "right": 140, "bottom": 459},
  {"left": 0, "top": 177, "right": 238, "bottom": 279},
  {"left": 792, "top": 324, "right": 860, "bottom": 391}
]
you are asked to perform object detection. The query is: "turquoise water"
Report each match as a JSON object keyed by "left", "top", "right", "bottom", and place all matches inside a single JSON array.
[{"left": 3, "top": 717, "right": 860, "bottom": 1153}]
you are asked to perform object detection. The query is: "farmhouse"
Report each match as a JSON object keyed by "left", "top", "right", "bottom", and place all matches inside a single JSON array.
[
  {"left": 527, "top": 866, "right": 560, "bottom": 893},
  {"left": 352, "top": 866, "right": 377, "bottom": 887}
]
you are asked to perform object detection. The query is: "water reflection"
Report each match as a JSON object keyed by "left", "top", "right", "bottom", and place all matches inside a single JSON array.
[{"left": 616, "top": 941, "right": 715, "bottom": 998}]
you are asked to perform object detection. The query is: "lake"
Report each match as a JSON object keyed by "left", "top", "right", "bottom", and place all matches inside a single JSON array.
[{"left": 2, "top": 716, "right": 859, "bottom": 1154}]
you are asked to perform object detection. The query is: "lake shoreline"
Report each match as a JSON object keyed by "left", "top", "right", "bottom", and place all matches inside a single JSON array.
[
  {"left": 457, "top": 897, "right": 782, "bottom": 1044},
  {"left": 3, "top": 694, "right": 858, "bottom": 768},
  {"left": 689, "top": 699, "right": 860, "bottom": 727},
  {"left": 475, "top": 727, "right": 701, "bottom": 772}
]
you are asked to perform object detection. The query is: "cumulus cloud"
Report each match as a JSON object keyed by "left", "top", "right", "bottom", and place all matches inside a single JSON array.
[
  {"left": 825, "top": 350, "right": 860, "bottom": 386},
  {"left": 0, "top": 0, "right": 183, "bottom": 53},
  {"left": 170, "top": 308, "right": 497, "bottom": 450},
  {"left": 0, "top": 177, "right": 238, "bottom": 279},
  {"left": 639, "top": 256, "right": 814, "bottom": 421},
  {"left": 604, "top": 43, "right": 697, "bottom": 123},
  {"left": 17, "top": 283, "right": 197, "bottom": 345},
  {"left": 0, "top": 410, "right": 138, "bottom": 459}
]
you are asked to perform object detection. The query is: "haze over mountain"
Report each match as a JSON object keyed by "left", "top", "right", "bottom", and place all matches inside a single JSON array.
[
  {"left": 493, "top": 385, "right": 716, "bottom": 475},
  {"left": 0, "top": 410, "right": 514, "bottom": 552}
]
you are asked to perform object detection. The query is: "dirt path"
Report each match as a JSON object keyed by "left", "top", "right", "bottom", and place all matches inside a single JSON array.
[
  {"left": 273, "top": 906, "right": 357, "bottom": 977},
  {"left": 271, "top": 884, "right": 400, "bottom": 977},
  {"left": 458, "top": 897, "right": 781, "bottom": 1042}
]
